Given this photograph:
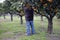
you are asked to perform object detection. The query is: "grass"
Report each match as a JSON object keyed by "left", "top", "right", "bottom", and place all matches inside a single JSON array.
[{"left": 0, "top": 16, "right": 60, "bottom": 40}]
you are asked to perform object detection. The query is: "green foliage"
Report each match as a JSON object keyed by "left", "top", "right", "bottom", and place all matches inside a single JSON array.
[
  {"left": 56, "top": 12, "right": 60, "bottom": 19},
  {"left": 1, "top": 0, "right": 11, "bottom": 13},
  {"left": 11, "top": 1, "right": 23, "bottom": 11},
  {"left": 9, "top": 0, "right": 20, "bottom": 3},
  {"left": 0, "top": 0, "right": 24, "bottom": 17},
  {"left": 25, "top": 0, "right": 59, "bottom": 18},
  {"left": 0, "top": 0, "right": 23, "bottom": 15},
  {"left": 0, "top": 3, "right": 3, "bottom": 12},
  {"left": 0, "top": 3, "right": 5, "bottom": 16}
]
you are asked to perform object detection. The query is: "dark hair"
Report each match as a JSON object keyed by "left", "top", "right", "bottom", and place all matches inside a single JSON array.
[{"left": 24, "top": 2, "right": 28, "bottom": 7}]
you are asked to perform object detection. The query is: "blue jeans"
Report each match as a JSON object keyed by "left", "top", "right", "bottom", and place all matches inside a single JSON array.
[{"left": 26, "top": 21, "right": 35, "bottom": 35}]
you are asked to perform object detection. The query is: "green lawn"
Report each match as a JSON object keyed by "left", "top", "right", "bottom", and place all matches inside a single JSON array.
[{"left": 0, "top": 16, "right": 60, "bottom": 40}]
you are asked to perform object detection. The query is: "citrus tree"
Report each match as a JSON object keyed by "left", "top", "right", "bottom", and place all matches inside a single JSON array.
[
  {"left": 10, "top": 1, "right": 24, "bottom": 24},
  {"left": 2, "top": 0, "right": 13, "bottom": 21},
  {"left": 56, "top": 10, "right": 60, "bottom": 19},
  {"left": 0, "top": 3, "right": 7, "bottom": 19},
  {"left": 24, "top": 0, "right": 60, "bottom": 34}
]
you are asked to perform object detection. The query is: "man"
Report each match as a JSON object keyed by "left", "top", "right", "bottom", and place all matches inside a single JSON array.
[{"left": 24, "top": 2, "right": 35, "bottom": 36}]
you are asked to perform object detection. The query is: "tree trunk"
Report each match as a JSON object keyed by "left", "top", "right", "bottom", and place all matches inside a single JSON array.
[
  {"left": 47, "top": 18, "right": 53, "bottom": 34},
  {"left": 20, "top": 16, "right": 23, "bottom": 24},
  {"left": 41, "top": 15, "right": 43, "bottom": 21},
  {"left": 3, "top": 14, "right": 6, "bottom": 19},
  {"left": 10, "top": 14, "right": 13, "bottom": 21}
]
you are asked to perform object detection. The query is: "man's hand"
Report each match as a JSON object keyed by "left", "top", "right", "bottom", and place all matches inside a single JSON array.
[{"left": 32, "top": 7, "right": 37, "bottom": 11}]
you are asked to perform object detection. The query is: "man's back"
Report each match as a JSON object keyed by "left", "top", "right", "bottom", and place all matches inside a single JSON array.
[{"left": 24, "top": 7, "right": 34, "bottom": 21}]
